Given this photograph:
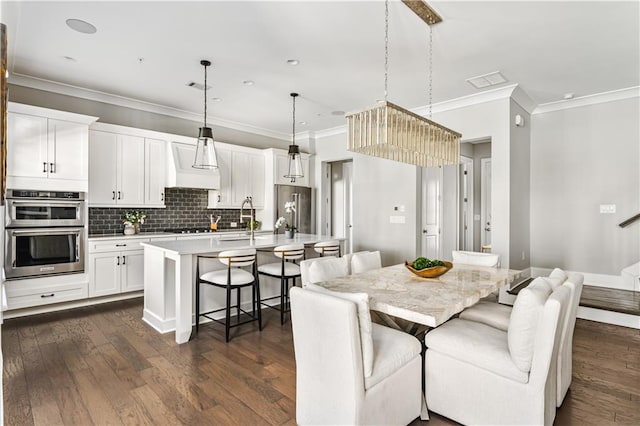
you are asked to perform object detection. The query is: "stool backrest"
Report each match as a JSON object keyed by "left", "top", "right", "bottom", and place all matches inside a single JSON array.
[
  {"left": 314, "top": 240, "right": 341, "bottom": 257},
  {"left": 218, "top": 249, "right": 257, "bottom": 267},
  {"left": 273, "top": 244, "right": 305, "bottom": 261}
]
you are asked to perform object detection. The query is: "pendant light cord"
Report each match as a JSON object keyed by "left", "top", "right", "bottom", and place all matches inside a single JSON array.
[
  {"left": 292, "top": 94, "right": 296, "bottom": 145},
  {"left": 428, "top": 25, "right": 433, "bottom": 119},
  {"left": 384, "top": 0, "right": 389, "bottom": 102},
  {"left": 203, "top": 64, "right": 208, "bottom": 128}
]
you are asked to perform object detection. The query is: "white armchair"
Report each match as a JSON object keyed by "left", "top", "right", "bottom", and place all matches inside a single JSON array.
[
  {"left": 290, "top": 287, "right": 422, "bottom": 425},
  {"left": 424, "top": 281, "right": 571, "bottom": 425},
  {"left": 459, "top": 271, "right": 584, "bottom": 406},
  {"left": 351, "top": 251, "right": 382, "bottom": 274}
]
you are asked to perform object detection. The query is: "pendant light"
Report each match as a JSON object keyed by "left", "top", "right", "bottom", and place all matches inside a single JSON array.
[
  {"left": 284, "top": 92, "right": 303, "bottom": 182},
  {"left": 193, "top": 59, "right": 218, "bottom": 169},
  {"left": 346, "top": 0, "right": 461, "bottom": 168}
]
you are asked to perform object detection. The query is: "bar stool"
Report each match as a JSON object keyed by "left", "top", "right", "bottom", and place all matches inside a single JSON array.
[
  {"left": 313, "top": 240, "right": 341, "bottom": 257},
  {"left": 257, "top": 244, "right": 305, "bottom": 325},
  {"left": 195, "top": 249, "right": 262, "bottom": 342}
]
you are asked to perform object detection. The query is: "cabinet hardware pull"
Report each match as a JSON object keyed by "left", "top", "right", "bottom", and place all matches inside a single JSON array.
[
  {"left": 217, "top": 194, "right": 221, "bottom": 202},
  {"left": 117, "top": 256, "right": 120, "bottom": 266},
  {"left": 117, "top": 191, "right": 121, "bottom": 200},
  {"left": 43, "top": 162, "right": 47, "bottom": 173},
  {"left": 161, "top": 192, "right": 164, "bottom": 201},
  {"left": 115, "top": 244, "right": 126, "bottom": 247},
  {"left": 122, "top": 256, "right": 126, "bottom": 265},
  {"left": 41, "top": 293, "right": 55, "bottom": 298},
  {"left": 112, "top": 191, "right": 116, "bottom": 200},
  {"left": 50, "top": 162, "right": 55, "bottom": 173}
]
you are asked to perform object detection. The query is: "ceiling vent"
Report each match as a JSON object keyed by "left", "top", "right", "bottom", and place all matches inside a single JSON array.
[
  {"left": 466, "top": 71, "right": 507, "bottom": 89},
  {"left": 186, "top": 82, "right": 211, "bottom": 91}
]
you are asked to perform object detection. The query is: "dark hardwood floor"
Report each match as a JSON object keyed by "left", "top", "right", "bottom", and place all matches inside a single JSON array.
[
  {"left": 3, "top": 298, "right": 639, "bottom": 425},
  {"left": 580, "top": 286, "right": 640, "bottom": 316}
]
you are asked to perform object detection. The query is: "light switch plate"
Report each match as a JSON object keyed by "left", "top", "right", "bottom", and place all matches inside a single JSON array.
[{"left": 599, "top": 204, "right": 616, "bottom": 214}]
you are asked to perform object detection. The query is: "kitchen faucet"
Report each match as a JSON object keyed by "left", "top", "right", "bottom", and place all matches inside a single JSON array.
[{"left": 239, "top": 196, "right": 255, "bottom": 241}]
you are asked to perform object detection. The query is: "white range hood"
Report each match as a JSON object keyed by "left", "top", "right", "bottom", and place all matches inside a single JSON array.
[{"left": 166, "top": 141, "right": 220, "bottom": 189}]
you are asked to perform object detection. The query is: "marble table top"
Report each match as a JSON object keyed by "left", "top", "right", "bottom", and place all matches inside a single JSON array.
[{"left": 316, "top": 263, "right": 522, "bottom": 328}]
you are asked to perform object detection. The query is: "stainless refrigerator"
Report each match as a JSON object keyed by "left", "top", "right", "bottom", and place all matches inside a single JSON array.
[{"left": 275, "top": 185, "right": 312, "bottom": 234}]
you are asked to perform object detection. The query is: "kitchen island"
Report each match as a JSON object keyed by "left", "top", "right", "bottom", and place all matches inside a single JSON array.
[{"left": 141, "top": 233, "right": 344, "bottom": 344}]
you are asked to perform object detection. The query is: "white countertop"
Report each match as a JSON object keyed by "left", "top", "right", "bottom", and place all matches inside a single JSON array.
[{"left": 141, "top": 233, "right": 343, "bottom": 255}]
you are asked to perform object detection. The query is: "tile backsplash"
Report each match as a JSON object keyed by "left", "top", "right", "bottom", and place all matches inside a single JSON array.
[{"left": 89, "top": 188, "right": 246, "bottom": 234}]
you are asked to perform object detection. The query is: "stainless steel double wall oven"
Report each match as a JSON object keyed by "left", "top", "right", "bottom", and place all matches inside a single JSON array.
[{"left": 4, "top": 189, "right": 85, "bottom": 279}]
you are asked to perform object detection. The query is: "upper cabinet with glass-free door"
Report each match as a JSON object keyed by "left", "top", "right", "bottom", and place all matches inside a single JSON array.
[{"left": 6, "top": 103, "right": 98, "bottom": 191}]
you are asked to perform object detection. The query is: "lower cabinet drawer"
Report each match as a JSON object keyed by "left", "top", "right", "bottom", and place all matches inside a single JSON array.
[{"left": 5, "top": 282, "right": 88, "bottom": 310}]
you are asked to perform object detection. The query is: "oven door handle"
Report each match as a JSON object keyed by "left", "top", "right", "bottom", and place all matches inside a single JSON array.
[
  {"left": 8, "top": 228, "right": 84, "bottom": 235},
  {"left": 8, "top": 200, "right": 84, "bottom": 207}
]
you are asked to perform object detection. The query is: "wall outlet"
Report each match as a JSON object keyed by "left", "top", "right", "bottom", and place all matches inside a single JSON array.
[
  {"left": 230, "top": 222, "right": 238, "bottom": 228},
  {"left": 599, "top": 204, "right": 616, "bottom": 214},
  {"left": 389, "top": 216, "right": 405, "bottom": 224}
]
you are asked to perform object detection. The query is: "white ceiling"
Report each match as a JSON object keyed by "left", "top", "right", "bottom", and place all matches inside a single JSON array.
[{"left": 3, "top": 1, "right": 639, "bottom": 138}]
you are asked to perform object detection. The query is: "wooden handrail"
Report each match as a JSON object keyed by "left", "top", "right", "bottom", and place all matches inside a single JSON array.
[{"left": 619, "top": 213, "right": 640, "bottom": 228}]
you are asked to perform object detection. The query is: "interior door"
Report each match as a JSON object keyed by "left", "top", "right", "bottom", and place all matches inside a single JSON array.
[
  {"left": 481, "top": 158, "right": 492, "bottom": 248},
  {"left": 460, "top": 157, "right": 474, "bottom": 251},
  {"left": 422, "top": 166, "right": 442, "bottom": 260},
  {"left": 342, "top": 161, "right": 353, "bottom": 254}
]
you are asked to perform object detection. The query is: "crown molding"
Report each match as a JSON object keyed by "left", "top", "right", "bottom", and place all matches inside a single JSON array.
[
  {"left": 510, "top": 85, "right": 537, "bottom": 114},
  {"left": 8, "top": 73, "right": 291, "bottom": 141},
  {"left": 413, "top": 84, "right": 518, "bottom": 117},
  {"left": 533, "top": 86, "right": 640, "bottom": 115}
]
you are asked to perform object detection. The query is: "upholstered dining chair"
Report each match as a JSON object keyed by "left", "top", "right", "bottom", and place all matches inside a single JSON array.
[
  {"left": 351, "top": 251, "right": 382, "bottom": 274},
  {"left": 299, "top": 256, "right": 349, "bottom": 288},
  {"left": 459, "top": 270, "right": 584, "bottom": 407},
  {"left": 451, "top": 250, "right": 500, "bottom": 267},
  {"left": 424, "top": 279, "right": 572, "bottom": 426},
  {"left": 290, "top": 286, "right": 422, "bottom": 425},
  {"left": 257, "top": 244, "right": 305, "bottom": 325},
  {"left": 195, "top": 249, "right": 261, "bottom": 342}
]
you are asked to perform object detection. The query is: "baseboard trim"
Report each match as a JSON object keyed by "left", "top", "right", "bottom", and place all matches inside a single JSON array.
[
  {"left": 530, "top": 267, "right": 628, "bottom": 290},
  {"left": 3, "top": 291, "right": 143, "bottom": 319},
  {"left": 577, "top": 306, "right": 640, "bottom": 330}
]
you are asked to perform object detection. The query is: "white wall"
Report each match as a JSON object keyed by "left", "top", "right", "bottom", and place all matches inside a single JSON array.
[
  {"left": 509, "top": 100, "right": 531, "bottom": 271},
  {"left": 432, "top": 99, "right": 512, "bottom": 266},
  {"left": 531, "top": 97, "right": 640, "bottom": 275}
]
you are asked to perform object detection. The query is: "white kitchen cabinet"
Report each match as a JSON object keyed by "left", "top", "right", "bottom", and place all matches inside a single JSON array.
[
  {"left": 88, "top": 238, "right": 147, "bottom": 297},
  {"left": 214, "top": 148, "right": 233, "bottom": 208},
  {"left": 275, "top": 151, "right": 310, "bottom": 187},
  {"left": 144, "top": 138, "right": 166, "bottom": 206},
  {"left": 7, "top": 106, "right": 96, "bottom": 191},
  {"left": 89, "top": 130, "right": 145, "bottom": 206},
  {"left": 208, "top": 145, "right": 265, "bottom": 209}
]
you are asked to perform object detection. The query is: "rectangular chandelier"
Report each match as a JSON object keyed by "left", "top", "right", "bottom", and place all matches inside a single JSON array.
[{"left": 346, "top": 100, "right": 461, "bottom": 167}]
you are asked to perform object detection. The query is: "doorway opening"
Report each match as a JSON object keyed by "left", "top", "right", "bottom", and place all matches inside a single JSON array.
[
  {"left": 459, "top": 139, "right": 491, "bottom": 252},
  {"left": 323, "top": 160, "right": 353, "bottom": 254}
]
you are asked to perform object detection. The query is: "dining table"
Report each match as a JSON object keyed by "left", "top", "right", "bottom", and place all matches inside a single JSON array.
[
  {"left": 314, "top": 261, "right": 522, "bottom": 420},
  {"left": 315, "top": 262, "right": 522, "bottom": 333}
]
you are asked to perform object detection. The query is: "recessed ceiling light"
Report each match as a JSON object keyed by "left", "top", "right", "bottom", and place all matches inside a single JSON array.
[
  {"left": 331, "top": 110, "right": 345, "bottom": 116},
  {"left": 211, "top": 97, "right": 222, "bottom": 102},
  {"left": 287, "top": 59, "right": 300, "bottom": 66},
  {"left": 316, "top": 113, "right": 323, "bottom": 117},
  {"left": 299, "top": 121, "right": 307, "bottom": 125},
  {"left": 65, "top": 18, "right": 97, "bottom": 34},
  {"left": 242, "top": 80, "right": 255, "bottom": 86},
  {"left": 563, "top": 93, "right": 575, "bottom": 100},
  {"left": 63, "top": 56, "right": 77, "bottom": 62},
  {"left": 466, "top": 71, "right": 507, "bottom": 89}
]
